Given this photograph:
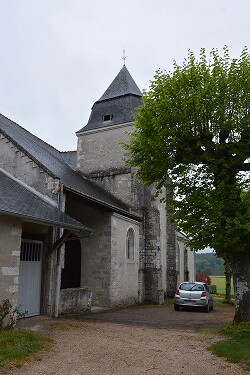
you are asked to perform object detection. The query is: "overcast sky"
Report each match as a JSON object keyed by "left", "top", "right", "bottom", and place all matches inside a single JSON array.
[{"left": 1, "top": 0, "right": 249, "bottom": 151}]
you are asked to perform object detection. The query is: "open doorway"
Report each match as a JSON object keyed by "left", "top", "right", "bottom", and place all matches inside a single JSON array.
[{"left": 61, "top": 239, "right": 81, "bottom": 289}]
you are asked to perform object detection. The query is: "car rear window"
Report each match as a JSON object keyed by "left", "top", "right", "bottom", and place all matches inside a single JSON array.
[{"left": 179, "top": 283, "right": 205, "bottom": 291}]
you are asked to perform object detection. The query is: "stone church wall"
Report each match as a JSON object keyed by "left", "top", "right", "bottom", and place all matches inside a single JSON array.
[
  {"left": 76, "top": 123, "right": 134, "bottom": 176},
  {"left": 110, "top": 213, "right": 140, "bottom": 305},
  {"left": 166, "top": 220, "right": 178, "bottom": 297},
  {"left": 176, "top": 238, "right": 196, "bottom": 286},
  {"left": 66, "top": 197, "right": 112, "bottom": 306},
  {"left": 187, "top": 248, "right": 195, "bottom": 282},
  {"left": 80, "top": 210, "right": 111, "bottom": 306},
  {"left": 76, "top": 115, "right": 183, "bottom": 304},
  {"left": 76, "top": 123, "right": 175, "bottom": 304},
  {"left": 142, "top": 187, "right": 166, "bottom": 303}
]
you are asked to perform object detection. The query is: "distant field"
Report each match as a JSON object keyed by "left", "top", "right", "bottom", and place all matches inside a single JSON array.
[{"left": 210, "top": 276, "right": 234, "bottom": 295}]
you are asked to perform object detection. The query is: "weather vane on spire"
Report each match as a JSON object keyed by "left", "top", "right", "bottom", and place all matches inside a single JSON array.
[{"left": 121, "top": 49, "right": 128, "bottom": 66}]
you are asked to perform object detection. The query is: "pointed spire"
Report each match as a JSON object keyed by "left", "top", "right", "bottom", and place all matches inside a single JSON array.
[
  {"left": 77, "top": 65, "right": 143, "bottom": 133},
  {"left": 98, "top": 65, "right": 142, "bottom": 102}
]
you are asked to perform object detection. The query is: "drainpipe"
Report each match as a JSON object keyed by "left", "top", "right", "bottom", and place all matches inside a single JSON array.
[{"left": 54, "top": 183, "right": 64, "bottom": 318}]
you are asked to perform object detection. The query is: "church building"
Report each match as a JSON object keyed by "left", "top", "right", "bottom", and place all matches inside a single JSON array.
[{"left": 0, "top": 64, "right": 195, "bottom": 317}]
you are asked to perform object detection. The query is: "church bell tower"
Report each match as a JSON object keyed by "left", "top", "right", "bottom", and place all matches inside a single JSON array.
[{"left": 76, "top": 64, "right": 178, "bottom": 304}]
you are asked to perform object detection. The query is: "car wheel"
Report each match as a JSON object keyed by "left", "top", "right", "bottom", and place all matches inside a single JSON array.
[
  {"left": 204, "top": 303, "right": 209, "bottom": 313},
  {"left": 174, "top": 304, "right": 180, "bottom": 311},
  {"left": 209, "top": 303, "right": 213, "bottom": 311}
]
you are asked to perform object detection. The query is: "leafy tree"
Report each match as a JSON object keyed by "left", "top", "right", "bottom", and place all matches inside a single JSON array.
[
  {"left": 125, "top": 47, "right": 250, "bottom": 323},
  {"left": 196, "top": 273, "right": 211, "bottom": 285}
]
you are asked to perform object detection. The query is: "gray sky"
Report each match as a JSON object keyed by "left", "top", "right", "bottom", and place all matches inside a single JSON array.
[{"left": 1, "top": 0, "right": 250, "bottom": 151}]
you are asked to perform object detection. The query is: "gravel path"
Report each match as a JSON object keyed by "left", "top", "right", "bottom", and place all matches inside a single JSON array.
[{"left": 4, "top": 305, "right": 246, "bottom": 375}]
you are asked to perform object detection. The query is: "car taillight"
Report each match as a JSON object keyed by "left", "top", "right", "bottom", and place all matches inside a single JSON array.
[
  {"left": 201, "top": 291, "right": 207, "bottom": 297},
  {"left": 175, "top": 290, "right": 180, "bottom": 295}
]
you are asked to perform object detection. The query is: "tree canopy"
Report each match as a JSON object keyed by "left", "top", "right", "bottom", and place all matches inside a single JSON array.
[
  {"left": 126, "top": 47, "right": 250, "bottom": 257},
  {"left": 125, "top": 47, "right": 250, "bottom": 322}
]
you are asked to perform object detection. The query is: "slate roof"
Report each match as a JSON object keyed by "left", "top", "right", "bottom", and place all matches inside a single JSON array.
[
  {"left": 0, "top": 114, "right": 139, "bottom": 219},
  {"left": 0, "top": 169, "right": 91, "bottom": 232},
  {"left": 99, "top": 65, "right": 142, "bottom": 101},
  {"left": 77, "top": 65, "right": 143, "bottom": 133},
  {"left": 61, "top": 151, "right": 77, "bottom": 170}
]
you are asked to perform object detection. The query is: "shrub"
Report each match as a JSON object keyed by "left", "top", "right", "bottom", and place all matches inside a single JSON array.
[
  {"left": 0, "top": 300, "right": 26, "bottom": 330},
  {"left": 209, "top": 284, "right": 217, "bottom": 293}
]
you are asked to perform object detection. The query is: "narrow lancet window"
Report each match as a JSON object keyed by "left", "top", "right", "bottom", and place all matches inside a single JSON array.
[{"left": 126, "top": 228, "right": 135, "bottom": 260}]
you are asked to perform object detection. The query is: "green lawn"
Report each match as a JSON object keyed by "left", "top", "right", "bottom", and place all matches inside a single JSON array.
[
  {"left": 210, "top": 275, "right": 234, "bottom": 296},
  {"left": 210, "top": 322, "right": 250, "bottom": 371},
  {"left": 0, "top": 329, "right": 52, "bottom": 372}
]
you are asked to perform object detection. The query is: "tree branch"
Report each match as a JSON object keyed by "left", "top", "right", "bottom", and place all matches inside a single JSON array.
[{"left": 240, "top": 163, "right": 250, "bottom": 171}]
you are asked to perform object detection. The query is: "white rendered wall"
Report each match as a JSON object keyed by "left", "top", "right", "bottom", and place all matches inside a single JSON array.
[{"left": 110, "top": 213, "right": 140, "bottom": 306}]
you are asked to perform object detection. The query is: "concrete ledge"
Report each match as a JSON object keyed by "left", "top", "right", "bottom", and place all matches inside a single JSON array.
[{"left": 59, "top": 287, "right": 92, "bottom": 315}]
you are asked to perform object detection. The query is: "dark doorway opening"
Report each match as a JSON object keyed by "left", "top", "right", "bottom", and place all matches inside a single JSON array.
[{"left": 61, "top": 239, "right": 81, "bottom": 289}]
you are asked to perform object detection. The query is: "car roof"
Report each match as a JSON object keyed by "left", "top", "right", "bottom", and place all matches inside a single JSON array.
[{"left": 180, "top": 282, "right": 205, "bottom": 285}]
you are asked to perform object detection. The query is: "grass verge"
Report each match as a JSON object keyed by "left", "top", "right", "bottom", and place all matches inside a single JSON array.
[
  {"left": 213, "top": 298, "right": 234, "bottom": 308},
  {"left": 209, "top": 322, "right": 250, "bottom": 371},
  {"left": 0, "top": 329, "right": 52, "bottom": 372}
]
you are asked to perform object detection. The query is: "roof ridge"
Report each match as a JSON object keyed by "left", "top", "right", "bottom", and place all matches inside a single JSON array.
[{"left": 0, "top": 113, "right": 60, "bottom": 153}]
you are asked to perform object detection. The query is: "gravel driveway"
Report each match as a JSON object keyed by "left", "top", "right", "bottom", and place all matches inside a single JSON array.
[{"left": 5, "top": 304, "right": 246, "bottom": 375}]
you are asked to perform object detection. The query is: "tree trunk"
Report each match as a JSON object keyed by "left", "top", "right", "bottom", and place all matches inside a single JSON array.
[
  {"left": 229, "top": 252, "right": 250, "bottom": 323},
  {"left": 224, "top": 259, "right": 232, "bottom": 304}
]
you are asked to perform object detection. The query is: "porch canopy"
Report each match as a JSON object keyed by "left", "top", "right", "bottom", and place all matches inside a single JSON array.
[{"left": 0, "top": 169, "right": 91, "bottom": 234}]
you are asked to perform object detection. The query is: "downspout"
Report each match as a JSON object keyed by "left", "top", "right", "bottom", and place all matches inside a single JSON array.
[{"left": 54, "top": 183, "right": 64, "bottom": 318}]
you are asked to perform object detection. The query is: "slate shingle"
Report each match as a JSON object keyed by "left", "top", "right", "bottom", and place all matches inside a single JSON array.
[
  {"left": 77, "top": 65, "right": 143, "bottom": 133},
  {"left": 99, "top": 65, "right": 142, "bottom": 101},
  {"left": 0, "top": 169, "right": 91, "bottom": 232}
]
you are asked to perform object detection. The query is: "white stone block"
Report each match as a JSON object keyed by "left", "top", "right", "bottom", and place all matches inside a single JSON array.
[
  {"left": 2, "top": 267, "right": 19, "bottom": 276},
  {"left": 11, "top": 250, "right": 21, "bottom": 257},
  {"left": 6, "top": 285, "right": 18, "bottom": 293}
]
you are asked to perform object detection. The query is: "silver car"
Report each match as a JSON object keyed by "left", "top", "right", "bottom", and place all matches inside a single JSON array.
[{"left": 174, "top": 282, "right": 213, "bottom": 312}]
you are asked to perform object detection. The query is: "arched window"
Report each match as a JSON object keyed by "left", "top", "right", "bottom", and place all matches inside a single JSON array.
[{"left": 126, "top": 228, "right": 135, "bottom": 260}]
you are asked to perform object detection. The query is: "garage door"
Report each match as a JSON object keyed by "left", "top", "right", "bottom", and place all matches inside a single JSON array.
[{"left": 18, "top": 240, "right": 43, "bottom": 316}]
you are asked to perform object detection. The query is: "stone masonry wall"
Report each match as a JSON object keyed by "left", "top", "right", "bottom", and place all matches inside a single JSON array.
[
  {"left": 166, "top": 219, "right": 178, "bottom": 297},
  {"left": 143, "top": 187, "right": 165, "bottom": 303},
  {"left": 0, "top": 134, "right": 60, "bottom": 201},
  {"left": 76, "top": 123, "right": 178, "bottom": 305},
  {"left": 0, "top": 216, "right": 22, "bottom": 307},
  {"left": 65, "top": 196, "right": 112, "bottom": 306},
  {"left": 59, "top": 287, "right": 92, "bottom": 315},
  {"left": 110, "top": 213, "right": 140, "bottom": 306},
  {"left": 76, "top": 123, "right": 134, "bottom": 176}
]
